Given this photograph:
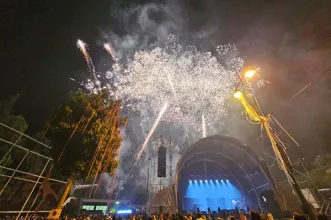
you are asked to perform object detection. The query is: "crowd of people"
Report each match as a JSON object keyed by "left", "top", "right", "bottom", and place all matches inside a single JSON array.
[{"left": 0, "top": 209, "right": 329, "bottom": 220}]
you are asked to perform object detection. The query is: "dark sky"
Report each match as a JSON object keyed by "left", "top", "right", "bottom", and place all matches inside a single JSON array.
[
  {"left": 1, "top": 0, "right": 116, "bottom": 132},
  {"left": 1, "top": 0, "right": 331, "bottom": 163}
]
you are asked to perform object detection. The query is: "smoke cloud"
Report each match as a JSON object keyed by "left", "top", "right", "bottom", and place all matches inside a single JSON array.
[{"left": 96, "top": 0, "right": 331, "bottom": 200}]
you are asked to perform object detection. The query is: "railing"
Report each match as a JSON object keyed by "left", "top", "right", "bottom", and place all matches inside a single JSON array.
[{"left": 0, "top": 123, "right": 67, "bottom": 220}]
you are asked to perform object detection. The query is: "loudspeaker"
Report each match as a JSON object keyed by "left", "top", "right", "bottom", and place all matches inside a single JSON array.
[{"left": 158, "top": 146, "right": 166, "bottom": 177}]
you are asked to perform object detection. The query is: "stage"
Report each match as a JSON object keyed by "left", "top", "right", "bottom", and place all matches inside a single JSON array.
[
  {"left": 149, "top": 135, "right": 282, "bottom": 215},
  {"left": 183, "top": 179, "right": 244, "bottom": 211},
  {"left": 174, "top": 135, "right": 279, "bottom": 213}
]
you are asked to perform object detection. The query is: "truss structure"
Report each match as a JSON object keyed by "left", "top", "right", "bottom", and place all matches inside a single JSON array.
[
  {"left": 0, "top": 123, "right": 67, "bottom": 219},
  {"left": 147, "top": 137, "right": 174, "bottom": 213},
  {"left": 262, "top": 132, "right": 330, "bottom": 214}
]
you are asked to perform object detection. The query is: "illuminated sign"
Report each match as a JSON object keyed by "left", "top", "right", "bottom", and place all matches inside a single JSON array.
[{"left": 117, "top": 210, "right": 132, "bottom": 214}]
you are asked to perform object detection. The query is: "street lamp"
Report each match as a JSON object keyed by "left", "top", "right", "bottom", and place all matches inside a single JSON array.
[
  {"left": 244, "top": 69, "right": 256, "bottom": 79},
  {"left": 233, "top": 90, "right": 243, "bottom": 99},
  {"left": 233, "top": 71, "right": 315, "bottom": 220}
]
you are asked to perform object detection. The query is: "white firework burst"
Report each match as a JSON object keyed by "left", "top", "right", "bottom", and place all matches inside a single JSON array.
[
  {"left": 82, "top": 37, "right": 260, "bottom": 132},
  {"left": 111, "top": 38, "right": 245, "bottom": 130}
]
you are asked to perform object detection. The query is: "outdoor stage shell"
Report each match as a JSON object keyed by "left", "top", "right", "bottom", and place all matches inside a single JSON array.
[{"left": 173, "top": 135, "right": 281, "bottom": 212}]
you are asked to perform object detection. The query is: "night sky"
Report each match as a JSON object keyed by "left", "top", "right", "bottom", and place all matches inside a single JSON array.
[{"left": 1, "top": 0, "right": 331, "bottom": 160}]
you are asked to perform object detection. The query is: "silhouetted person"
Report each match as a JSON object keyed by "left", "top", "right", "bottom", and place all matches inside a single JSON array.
[
  {"left": 250, "top": 210, "right": 262, "bottom": 220},
  {"left": 293, "top": 212, "right": 303, "bottom": 220},
  {"left": 317, "top": 211, "right": 328, "bottom": 220},
  {"left": 208, "top": 207, "right": 211, "bottom": 214}
]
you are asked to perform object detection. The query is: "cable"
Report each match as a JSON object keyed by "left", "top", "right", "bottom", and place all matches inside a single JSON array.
[{"left": 288, "top": 65, "right": 331, "bottom": 101}]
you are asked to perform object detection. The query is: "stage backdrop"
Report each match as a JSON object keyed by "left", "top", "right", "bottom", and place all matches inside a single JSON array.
[{"left": 183, "top": 180, "right": 243, "bottom": 211}]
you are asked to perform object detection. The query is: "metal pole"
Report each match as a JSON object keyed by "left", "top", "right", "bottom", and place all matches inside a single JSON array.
[
  {"left": 0, "top": 150, "right": 29, "bottom": 195},
  {"left": 325, "top": 203, "right": 329, "bottom": 214},
  {"left": 147, "top": 151, "right": 151, "bottom": 206},
  {"left": 16, "top": 159, "right": 51, "bottom": 220},
  {"left": 0, "top": 166, "right": 65, "bottom": 183}
]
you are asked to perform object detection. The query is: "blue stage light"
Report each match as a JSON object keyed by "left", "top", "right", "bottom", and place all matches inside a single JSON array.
[
  {"left": 210, "top": 180, "right": 212, "bottom": 182},
  {"left": 215, "top": 180, "right": 219, "bottom": 182},
  {"left": 117, "top": 210, "right": 132, "bottom": 214},
  {"left": 200, "top": 180, "right": 202, "bottom": 183},
  {"left": 194, "top": 180, "right": 197, "bottom": 183},
  {"left": 189, "top": 180, "right": 192, "bottom": 183},
  {"left": 226, "top": 179, "right": 229, "bottom": 182},
  {"left": 221, "top": 180, "right": 224, "bottom": 182},
  {"left": 205, "top": 180, "right": 208, "bottom": 183}
]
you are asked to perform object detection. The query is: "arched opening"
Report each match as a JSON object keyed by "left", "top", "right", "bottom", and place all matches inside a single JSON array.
[{"left": 174, "top": 135, "right": 280, "bottom": 213}]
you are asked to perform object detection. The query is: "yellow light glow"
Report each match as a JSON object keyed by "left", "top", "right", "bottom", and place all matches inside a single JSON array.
[
  {"left": 234, "top": 91, "right": 243, "bottom": 99},
  {"left": 244, "top": 70, "right": 255, "bottom": 79}
]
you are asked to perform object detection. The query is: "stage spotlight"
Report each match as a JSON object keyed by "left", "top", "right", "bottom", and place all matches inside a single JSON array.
[
  {"left": 226, "top": 179, "right": 229, "bottom": 182},
  {"left": 215, "top": 180, "right": 219, "bottom": 182},
  {"left": 194, "top": 180, "right": 197, "bottom": 183},
  {"left": 210, "top": 180, "right": 212, "bottom": 182},
  {"left": 200, "top": 180, "right": 202, "bottom": 183},
  {"left": 205, "top": 180, "right": 208, "bottom": 183},
  {"left": 221, "top": 180, "right": 224, "bottom": 182},
  {"left": 189, "top": 180, "right": 192, "bottom": 183}
]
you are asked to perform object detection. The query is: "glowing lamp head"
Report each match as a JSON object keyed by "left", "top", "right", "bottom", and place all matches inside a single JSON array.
[
  {"left": 234, "top": 91, "right": 243, "bottom": 99},
  {"left": 244, "top": 70, "right": 255, "bottom": 79}
]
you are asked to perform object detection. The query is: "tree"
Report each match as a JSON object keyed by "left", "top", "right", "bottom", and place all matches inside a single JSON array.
[
  {"left": 0, "top": 94, "right": 28, "bottom": 192},
  {"left": 296, "top": 154, "right": 331, "bottom": 189},
  {"left": 312, "top": 154, "right": 331, "bottom": 168},
  {"left": 45, "top": 90, "right": 127, "bottom": 181},
  {"left": 0, "top": 94, "right": 28, "bottom": 138}
]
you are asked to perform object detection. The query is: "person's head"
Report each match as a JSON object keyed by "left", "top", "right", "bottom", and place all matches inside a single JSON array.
[
  {"left": 229, "top": 216, "right": 235, "bottom": 220},
  {"left": 250, "top": 210, "right": 261, "bottom": 220},
  {"left": 293, "top": 212, "right": 303, "bottom": 220},
  {"left": 266, "top": 213, "right": 274, "bottom": 220}
]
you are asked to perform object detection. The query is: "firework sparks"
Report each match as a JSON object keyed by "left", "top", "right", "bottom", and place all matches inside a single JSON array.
[
  {"left": 202, "top": 114, "right": 206, "bottom": 138},
  {"left": 83, "top": 37, "right": 261, "bottom": 132},
  {"left": 136, "top": 102, "right": 169, "bottom": 161},
  {"left": 77, "top": 39, "right": 92, "bottom": 70},
  {"left": 167, "top": 74, "right": 177, "bottom": 98},
  {"left": 111, "top": 38, "right": 249, "bottom": 130},
  {"left": 104, "top": 43, "right": 119, "bottom": 62},
  {"left": 77, "top": 39, "right": 100, "bottom": 91}
]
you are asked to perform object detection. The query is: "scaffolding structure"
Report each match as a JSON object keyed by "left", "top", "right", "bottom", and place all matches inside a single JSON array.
[
  {"left": 147, "top": 136, "right": 174, "bottom": 213},
  {"left": 262, "top": 133, "right": 331, "bottom": 214},
  {"left": 0, "top": 123, "right": 67, "bottom": 219}
]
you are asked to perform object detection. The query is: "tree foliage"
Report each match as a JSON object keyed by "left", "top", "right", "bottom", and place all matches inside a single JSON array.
[
  {"left": 311, "top": 154, "right": 331, "bottom": 168},
  {"left": 0, "top": 94, "right": 28, "bottom": 189},
  {"left": 296, "top": 154, "right": 331, "bottom": 189},
  {"left": 46, "top": 90, "right": 127, "bottom": 179}
]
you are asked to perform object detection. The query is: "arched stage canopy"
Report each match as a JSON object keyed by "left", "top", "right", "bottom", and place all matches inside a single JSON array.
[{"left": 174, "top": 135, "right": 280, "bottom": 212}]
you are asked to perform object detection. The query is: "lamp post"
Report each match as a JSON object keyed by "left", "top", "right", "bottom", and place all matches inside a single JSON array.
[{"left": 233, "top": 69, "right": 315, "bottom": 220}]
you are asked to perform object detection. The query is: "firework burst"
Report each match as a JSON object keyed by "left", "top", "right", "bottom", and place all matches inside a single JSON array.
[
  {"left": 81, "top": 37, "right": 261, "bottom": 132},
  {"left": 111, "top": 38, "right": 245, "bottom": 130}
]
